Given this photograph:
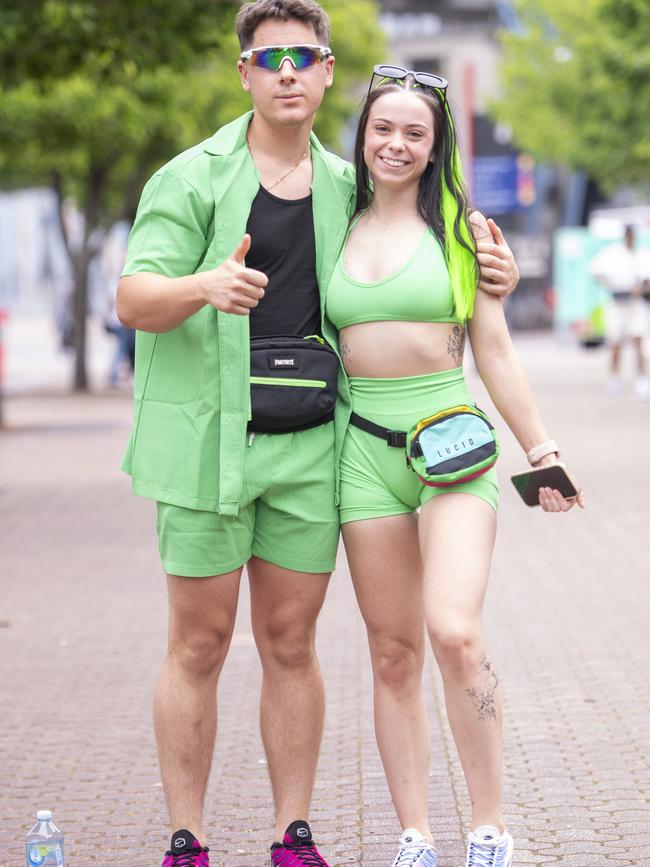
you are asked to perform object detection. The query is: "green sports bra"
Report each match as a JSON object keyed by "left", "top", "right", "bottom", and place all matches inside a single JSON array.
[{"left": 326, "top": 225, "right": 463, "bottom": 330}]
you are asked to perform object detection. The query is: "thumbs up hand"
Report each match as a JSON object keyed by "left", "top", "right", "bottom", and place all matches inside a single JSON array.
[
  {"left": 230, "top": 233, "right": 252, "bottom": 265},
  {"left": 199, "top": 234, "right": 268, "bottom": 315}
]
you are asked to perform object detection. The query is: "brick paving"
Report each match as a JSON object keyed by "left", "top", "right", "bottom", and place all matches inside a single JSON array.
[{"left": 1, "top": 334, "right": 649, "bottom": 866}]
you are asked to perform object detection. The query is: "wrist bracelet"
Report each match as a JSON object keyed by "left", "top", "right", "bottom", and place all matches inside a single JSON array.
[{"left": 526, "top": 439, "right": 560, "bottom": 466}]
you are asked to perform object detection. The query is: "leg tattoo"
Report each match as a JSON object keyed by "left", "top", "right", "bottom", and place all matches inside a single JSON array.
[{"left": 465, "top": 655, "right": 499, "bottom": 721}]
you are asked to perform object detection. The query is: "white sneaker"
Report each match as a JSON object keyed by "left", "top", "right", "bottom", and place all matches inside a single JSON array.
[
  {"left": 634, "top": 376, "right": 650, "bottom": 399},
  {"left": 390, "top": 828, "right": 437, "bottom": 867},
  {"left": 464, "top": 826, "right": 513, "bottom": 867}
]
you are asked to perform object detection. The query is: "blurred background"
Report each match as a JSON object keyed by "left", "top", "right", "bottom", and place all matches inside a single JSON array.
[
  {"left": 2, "top": 4, "right": 650, "bottom": 864},
  {"left": 1, "top": 0, "right": 649, "bottom": 405}
]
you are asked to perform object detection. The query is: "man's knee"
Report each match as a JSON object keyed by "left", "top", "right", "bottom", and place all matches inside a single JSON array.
[
  {"left": 169, "top": 623, "right": 234, "bottom": 679},
  {"left": 250, "top": 566, "right": 328, "bottom": 671},
  {"left": 256, "top": 619, "right": 317, "bottom": 671}
]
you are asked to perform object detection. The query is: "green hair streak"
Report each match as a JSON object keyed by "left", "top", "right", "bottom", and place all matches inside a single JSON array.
[{"left": 439, "top": 103, "right": 478, "bottom": 321}]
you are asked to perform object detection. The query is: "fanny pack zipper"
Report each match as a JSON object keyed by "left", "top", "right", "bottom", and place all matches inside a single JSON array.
[{"left": 250, "top": 377, "right": 327, "bottom": 388}]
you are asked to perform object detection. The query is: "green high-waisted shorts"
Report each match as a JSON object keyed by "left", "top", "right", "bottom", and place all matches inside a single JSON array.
[
  {"left": 156, "top": 422, "right": 339, "bottom": 577},
  {"left": 339, "top": 368, "right": 499, "bottom": 524}
]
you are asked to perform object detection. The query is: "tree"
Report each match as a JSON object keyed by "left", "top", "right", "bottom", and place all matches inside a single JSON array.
[
  {"left": 493, "top": 0, "right": 650, "bottom": 194},
  {"left": 0, "top": 0, "right": 383, "bottom": 390}
]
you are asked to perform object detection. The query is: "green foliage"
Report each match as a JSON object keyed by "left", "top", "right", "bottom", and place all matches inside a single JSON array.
[
  {"left": 493, "top": 0, "right": 650, "bottom": 192},
  {"left": 0, "top": 0, "right": 383, "bottom": 388},
  {"left": 0, "top": 0, "right": 384, "bottom": 225},
  {"left": 0, "top": 1, "right": 230, "bottom": 85}
]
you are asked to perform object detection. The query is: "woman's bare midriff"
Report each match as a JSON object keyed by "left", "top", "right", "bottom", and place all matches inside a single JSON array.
[{"left": 338, "top": 320, "right": 466, "bottom": 378}]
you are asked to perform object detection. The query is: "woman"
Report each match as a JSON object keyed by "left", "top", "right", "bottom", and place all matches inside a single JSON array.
[{"left": 325, "top": 67, "right": 584, "bottom": 867}]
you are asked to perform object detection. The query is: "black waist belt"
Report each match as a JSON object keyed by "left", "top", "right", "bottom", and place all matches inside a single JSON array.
[{"left": 349, "top": 412, "right": 407, "bottom": 448}]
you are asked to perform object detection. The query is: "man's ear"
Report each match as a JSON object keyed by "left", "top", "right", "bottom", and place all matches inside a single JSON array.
[
  {"left": 324, "top": 55, "right": 335, "bottom": 88},
  {"left": 238, "top": 60, "right": 251, "bottom": 91}
]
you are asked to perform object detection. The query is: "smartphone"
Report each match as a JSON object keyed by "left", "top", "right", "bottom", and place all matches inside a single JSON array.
[{"left": 510, "top": 462, "right": 581, "bottom": 507}]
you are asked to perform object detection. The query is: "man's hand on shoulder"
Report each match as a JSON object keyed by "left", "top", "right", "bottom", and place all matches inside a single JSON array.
[
  {"left": 199, "top": 234, "right": 268, "bottom": 315},
  {"left": 470, "top": 212, "right": 519, "bottom": 298}
]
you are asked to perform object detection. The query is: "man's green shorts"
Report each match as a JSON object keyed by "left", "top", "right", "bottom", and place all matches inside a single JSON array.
[{"left": 156, "top": 422, "right": 339, "bottom": 577}]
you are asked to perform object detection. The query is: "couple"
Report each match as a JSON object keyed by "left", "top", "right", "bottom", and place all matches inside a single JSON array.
[{"left": 117, "top": 2, "right": 582, "bottom": 866}]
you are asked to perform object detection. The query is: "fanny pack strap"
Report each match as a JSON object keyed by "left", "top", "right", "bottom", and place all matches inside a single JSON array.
[{"left": 349, "top": 412, "right": 407, "bottom": 448}]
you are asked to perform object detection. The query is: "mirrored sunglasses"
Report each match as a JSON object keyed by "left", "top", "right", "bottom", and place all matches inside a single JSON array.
[
  {"left": 369, "top": 64, "right": 448, "bottom": 97},
  {"left": 240, "top": 44, "right": 331, "bottom": 71}
]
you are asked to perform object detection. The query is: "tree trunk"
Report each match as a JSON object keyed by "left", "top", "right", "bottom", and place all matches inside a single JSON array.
[
  {"left": 72, "top": 253, "right": 90, "bottom": 391},
  {"left": 53, "top": 169, "right": 105, "bottom": 392},
  {"left": 0, "top": 308, "right": 7, "bottom": 428},
  {"left": 76, "top": 169, "right": 105, "bottom": 391}
]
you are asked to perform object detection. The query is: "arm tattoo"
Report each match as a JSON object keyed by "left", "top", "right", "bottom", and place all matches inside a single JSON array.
[
  {"left": 339, "top": 337, "right": 351, "bottom": 364},
  {"left": 447, "top": 325, "right": 466, "bottom": 367},
  {"left": 465, "top": 655, "right": 499, "bottom": 722}
]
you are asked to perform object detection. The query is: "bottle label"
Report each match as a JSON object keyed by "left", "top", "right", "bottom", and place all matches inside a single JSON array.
[{"left": 27, "top": 843, "right": 63, "bottom": 866}]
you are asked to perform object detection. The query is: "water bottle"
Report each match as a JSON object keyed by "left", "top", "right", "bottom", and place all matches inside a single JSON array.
[{"left": 25, "top": 810, "right": 64, "bottom": 866}]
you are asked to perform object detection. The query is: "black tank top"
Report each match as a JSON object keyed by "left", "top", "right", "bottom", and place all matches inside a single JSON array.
[{"left": 246, "top": 186, "right": 321, "bottom": 338}]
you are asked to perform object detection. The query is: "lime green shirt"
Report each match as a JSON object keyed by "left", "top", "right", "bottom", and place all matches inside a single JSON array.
[{"left": 121, "top": 112, "right": 356, "bottom": 515}]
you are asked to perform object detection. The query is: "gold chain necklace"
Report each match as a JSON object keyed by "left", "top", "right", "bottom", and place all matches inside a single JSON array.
[{"left": 248, "top": 137, "right": 310, "bottom": 192}]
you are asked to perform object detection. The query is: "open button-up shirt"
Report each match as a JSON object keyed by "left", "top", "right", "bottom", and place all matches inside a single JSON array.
[{"left": 121, "top": 112, "right": 356, "bottom": 515}]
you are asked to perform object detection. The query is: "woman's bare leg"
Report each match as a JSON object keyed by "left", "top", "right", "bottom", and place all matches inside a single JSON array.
[
  {"left": 418, "top": 493, "right": 504, "bottom": 831},
  {"left": 343, "top": 513, "right": 433, "bottom": 842}
]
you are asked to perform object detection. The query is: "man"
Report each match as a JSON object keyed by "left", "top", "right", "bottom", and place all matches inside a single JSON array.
[
  {"left": 590, "top": 224, "right": 650, "bottom": 399},
  {"left": 117, "top": 2, "right": 519, "bottom": 865}
]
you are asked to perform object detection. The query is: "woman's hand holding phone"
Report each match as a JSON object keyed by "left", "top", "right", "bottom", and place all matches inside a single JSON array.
[
  {"left": 538, "top": 481, "right": 585, "bottom": 513},
  {"left": 511, "top": 457, "right": 586, "bottom": 511}
]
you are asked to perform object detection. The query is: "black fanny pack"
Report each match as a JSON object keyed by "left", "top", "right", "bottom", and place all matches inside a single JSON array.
[{"left": 249, "top": 335, "right": 339, "bottom": 434}]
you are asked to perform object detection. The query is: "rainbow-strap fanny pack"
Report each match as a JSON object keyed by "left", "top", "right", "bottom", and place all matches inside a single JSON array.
[
  {"left": 406, "top": 404, "right": 499, "bottom": 486},
  {"left": 350, "top": 404, "right": 499, "bottom": 486}
]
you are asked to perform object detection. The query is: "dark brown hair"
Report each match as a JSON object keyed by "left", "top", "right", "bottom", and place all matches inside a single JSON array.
[{"left": 235, "top": 0, "right": 331, "bottom": 50}]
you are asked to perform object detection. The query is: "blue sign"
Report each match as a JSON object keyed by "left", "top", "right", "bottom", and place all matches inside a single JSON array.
[{"left": 472, "top": 154, "right": 535, "bottom": 215}]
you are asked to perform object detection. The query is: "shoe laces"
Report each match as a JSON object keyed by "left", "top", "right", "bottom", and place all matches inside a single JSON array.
[
  {"left": 275, "top": 841, "right": 328, "bottom": 866},
  {"left": 466, "top": 839, "right": 500, "bottom": 867},
  {"left": 393, "top": 842, "right": 436, "bottom": 867},
  {"left": 164, "top": 848, "right": 209, "bottom": 867}
]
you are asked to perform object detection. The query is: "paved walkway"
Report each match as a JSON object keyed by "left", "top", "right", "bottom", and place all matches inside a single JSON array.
[{"left": 1, "top": 334, "right": 649, "bottom": 866}]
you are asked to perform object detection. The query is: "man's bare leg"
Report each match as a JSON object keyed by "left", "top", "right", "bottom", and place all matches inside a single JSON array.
[
  {"left": 154, "top": 568, "right": 243, "bottom": 844},
  {"left": 248, "top": 557, "right": 330, "bottom": 841}
]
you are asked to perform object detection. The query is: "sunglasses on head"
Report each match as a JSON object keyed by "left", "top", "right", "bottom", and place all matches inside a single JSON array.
[
  {"left": 369, "top": 65, "right": 448, "bottom": 97},
  {"left": 240, "top": 44, "right": 332, "bottom": 71}
]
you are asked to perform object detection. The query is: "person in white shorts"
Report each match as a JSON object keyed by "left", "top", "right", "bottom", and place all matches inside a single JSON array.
[{"left": 590, "top": 225, "right": 650, "bottom": 398}]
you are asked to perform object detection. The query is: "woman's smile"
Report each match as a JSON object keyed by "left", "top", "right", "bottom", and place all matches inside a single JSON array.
[{"left": 379, "top": 155, "right": 410, "bottom": 168}]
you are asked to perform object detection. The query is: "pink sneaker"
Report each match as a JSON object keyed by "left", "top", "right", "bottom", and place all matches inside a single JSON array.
[
  {"left": 270, "top": 820, "right": 330, "bottom": 866},
  {"left": 162, "top": 829, "right": 209, "bottom": 867}
]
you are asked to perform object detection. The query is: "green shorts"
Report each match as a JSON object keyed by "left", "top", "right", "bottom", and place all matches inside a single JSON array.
[
  {"left": 157, "top": 422, "right": 339, "bottom": 577},
  {"left": 339, "top": 369, "right": 499, "bottom": 524}
]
